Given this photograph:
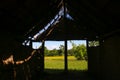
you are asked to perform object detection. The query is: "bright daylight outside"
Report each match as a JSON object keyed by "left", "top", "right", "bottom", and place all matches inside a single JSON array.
[{"left": 32, "top": 40, "right": 88, "bottom": 72}]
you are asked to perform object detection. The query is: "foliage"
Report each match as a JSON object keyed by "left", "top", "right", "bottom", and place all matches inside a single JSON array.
[
  {"left": 74, "top": 44, "right": 87, "bottom": 60},
  {"left": 67, "top": 49, "right": 74, "bottom": 56},
  {"left": 45, "top": 48, "right": 58, "bottom": 56},
  {"left": 70, "top": 41, "right": 87, "bottom": 60},
  {"left": 44, "top": 46, "right": 50, "bottom": 56},
  {"left": 88, "top": 40, "right": 100, "bottom": 47},
  {"left": 49, "top": 49, "right": 58, "bottom": 56},
  {"left": 44, "top": 41, "right": 88, "bottom": 60},
  {"left": 58, "top": 45, "right": 64, "bottom": 56}
]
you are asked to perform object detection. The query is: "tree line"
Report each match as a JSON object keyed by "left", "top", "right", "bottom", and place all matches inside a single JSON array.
[{"left": 44, "top": 41, "right": 88, "bottom": 60}]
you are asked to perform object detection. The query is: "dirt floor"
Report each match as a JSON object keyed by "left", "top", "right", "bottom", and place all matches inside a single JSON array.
[{"left": 32, "top": 69, "right": 96, "bottom": 80}]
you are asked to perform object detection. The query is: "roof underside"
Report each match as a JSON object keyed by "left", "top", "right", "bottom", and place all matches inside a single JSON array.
[{"left": 0, "top": 0, "right": 120, "bottom": 42}]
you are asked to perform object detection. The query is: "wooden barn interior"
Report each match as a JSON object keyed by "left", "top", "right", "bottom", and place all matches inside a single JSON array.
[{"left": 0, "top": 0, "right": 120, "bottom": 80}]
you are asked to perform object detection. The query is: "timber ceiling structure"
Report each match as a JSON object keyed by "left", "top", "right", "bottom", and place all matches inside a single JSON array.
[{"left": 0, "top": 0, "right": 120, "bottom": 42}]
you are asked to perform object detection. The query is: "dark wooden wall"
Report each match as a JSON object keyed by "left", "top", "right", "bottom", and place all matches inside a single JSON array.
[{"left": 88, "top": 34, "right": 120, "bottom": 80}]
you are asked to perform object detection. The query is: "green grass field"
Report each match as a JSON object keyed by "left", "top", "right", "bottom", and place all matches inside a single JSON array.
[{"left": 45, "top": 56, "right": 88, "bottom": 71}]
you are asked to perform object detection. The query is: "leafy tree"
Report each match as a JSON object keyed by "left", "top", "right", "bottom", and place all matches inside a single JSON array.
[
  {"left": 70, "top": 41, "right": 87, "bottom": 60},
  {"left": 44, "top": 46, "right": 50, "bottom": 56},
  {"left": 88, "top": 41, "right": 99, "bottom": 47},
  {"left": 44, "top": 41, "right": 87, "bottom": 60},
  {"left": 58, "top": 45, "right": 64, "bottom": 56},
  {"left": 45, "top": 48, "right": 58, "bottom": 56},
  {"left": 69, "top": 41, "right": 77, "bottom": 56},
  {"left": 58, "top": 50, "right": 62, "bottom": 56},
  {"left": 68, "top": 49, "right": 74, "bottom": 56},
  {"left": 49, "top": 49, "right": 58, "bottom": 56},
  {"left": 74, "top": 44, "right": 87, "bottom": 60}
]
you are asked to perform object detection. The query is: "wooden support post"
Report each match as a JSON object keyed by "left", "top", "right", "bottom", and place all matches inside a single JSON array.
[
  {"left": 63, "top": 0, "right": 68, "bottom": 72},
  {"left": 64, "top": 40, "right": 68, "bottom": 72},
  {"left": 86, "top": 39, "right": 89, "bottom": 69},
  {"left": 86, "top": 39, "right": 91, "bottom": 74},
  {"left": 40, "top": 40, "right": 45, "bottom": 72}
]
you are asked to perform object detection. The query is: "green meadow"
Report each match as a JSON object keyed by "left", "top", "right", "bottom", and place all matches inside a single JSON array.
[{"left": 45, "top": 56, "right": 88, "bottom": 70}]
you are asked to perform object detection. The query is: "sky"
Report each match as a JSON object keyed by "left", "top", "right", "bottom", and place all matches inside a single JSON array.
[{"left": 32, "top": 40, "right": 86, "bottom": 50}]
